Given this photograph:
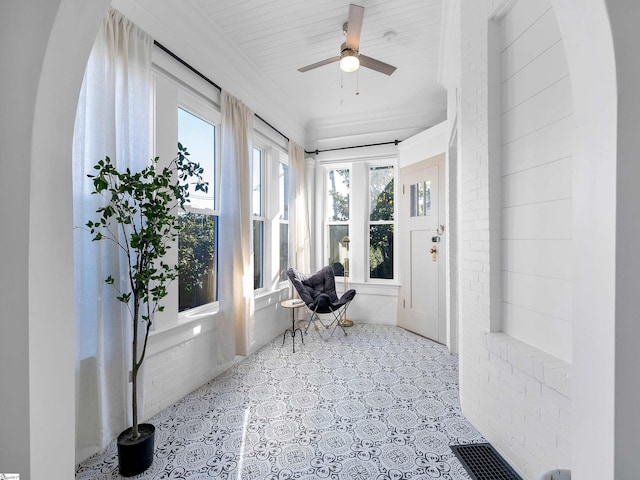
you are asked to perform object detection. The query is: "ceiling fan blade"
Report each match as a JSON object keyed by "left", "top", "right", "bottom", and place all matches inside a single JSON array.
[
  {"left": 345, "top": 4, "right": 364, "bottom": 51},
  {"left": 297, "top": 56, "right": 340, "bottom": 72},
  {"left": 359, "top": 54, "right": 397, "bottom": 76}
]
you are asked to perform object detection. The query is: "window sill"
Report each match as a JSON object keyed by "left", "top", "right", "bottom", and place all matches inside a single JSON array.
[
  {"left": 255, "top": 286, "right": 289, "bottom": 311},
  {"left": 146, "top": 288, "right": 289, "bottom": 357},
  {"left": 336, "top": 280, "right": 400, "bottom": 296},
  {"left": 148, "top": 304, "right": 220, "bottom": 357}
]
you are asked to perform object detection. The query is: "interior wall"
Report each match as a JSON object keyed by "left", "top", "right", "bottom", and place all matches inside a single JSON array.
[
  {"left": 457, "top": 0, "right": 572, "bottom": 477},
  {"left": 143, "top": 289, "right": 289, "bottom": 419},
  {"left": 0, "top": 3, "right": 63, "bottom": 476},
  {"left": 499, "top": 0, "right": 573, "bottom": 362}
]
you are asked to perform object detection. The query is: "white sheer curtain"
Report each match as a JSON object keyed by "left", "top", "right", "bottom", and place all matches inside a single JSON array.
[
  {"left": 288, "top": 141, "right": 311, "bottom": 273},
  {"left": 72, "top": 9, "right": 152, "bottom": 463},
  {"left": 219, "top": 91, "right": 255, "bottom": 357}
]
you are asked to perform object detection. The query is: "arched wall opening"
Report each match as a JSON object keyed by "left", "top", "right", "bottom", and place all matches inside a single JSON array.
[{"left": 550, "top": 0, "right": 618, "bottom": 477}]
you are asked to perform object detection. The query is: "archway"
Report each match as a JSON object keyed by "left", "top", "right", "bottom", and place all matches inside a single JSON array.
[
  {"left": 550, "top": 0, "right": 618, "bottom": 477},
  {"left": 27, "top": 1, "right": 110, "bottom": 477}
]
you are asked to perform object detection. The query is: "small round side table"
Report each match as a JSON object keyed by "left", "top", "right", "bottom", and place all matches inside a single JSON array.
[{"left": 281, "top": 299, "right": 306, "bottom": 353}]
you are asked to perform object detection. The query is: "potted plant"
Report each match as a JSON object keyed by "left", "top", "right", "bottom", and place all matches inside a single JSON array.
[{"left": 85, "top": 144, "right": 207, "bottom": 476}]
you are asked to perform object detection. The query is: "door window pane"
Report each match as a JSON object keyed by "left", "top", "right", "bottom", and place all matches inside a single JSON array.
[{"left": 410, "top": 181, "right": 431, "bottom": 217}]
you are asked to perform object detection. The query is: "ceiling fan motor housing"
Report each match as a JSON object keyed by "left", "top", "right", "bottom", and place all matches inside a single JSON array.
[{"left": 340, "top": 42, "right": 359, "bottom": 59}]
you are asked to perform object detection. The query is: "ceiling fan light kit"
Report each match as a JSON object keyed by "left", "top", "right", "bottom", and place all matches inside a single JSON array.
[
  {"left": 298, "top": 3, "right": 397, "bottom": 76},
  {"left": 340, "top": 47, "right": 360, "bottom": 73}
]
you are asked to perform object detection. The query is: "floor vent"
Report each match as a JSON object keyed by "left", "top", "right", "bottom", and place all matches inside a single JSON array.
[{"left": 450, "top": 443, "right": 522, "bottom": 480}]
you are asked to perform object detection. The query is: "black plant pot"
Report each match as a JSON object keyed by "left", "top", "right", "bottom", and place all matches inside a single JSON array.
[{"left": 117, "top": 423, "right": 155, "bottom": 477}]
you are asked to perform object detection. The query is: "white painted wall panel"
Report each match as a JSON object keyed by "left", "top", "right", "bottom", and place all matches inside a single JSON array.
[
  {"left": 503, "top": 199, "right": 572, "bottom": 239},
  {"left": 502, "top": 157, "right": 571, "bottom": 207},
  {"left": 500, "top": 0, "right": 573, "bottom": 362},
  {"left": 502, "top": 76, "right": 573, "bottom": 143},
  {"left": 499, "top": 0, "right": 551, "bottom": 50},
  {"left": 502, "top": 303, "right": 571, "bottom": 362},
  {"left": 500, "top": 9, "right": 561, "bottom": 82},
  {"left": 502, "top": 41, "right": 569, "bottom": 111},
  {"left": 502, "top": 239, "right": 572, "bottom": 280},
  {"left": 502, "top": 116, "right": 573, "bottom": 176},
  {"left": 503, "top": 271, "right": 572, "bottom": 320}
]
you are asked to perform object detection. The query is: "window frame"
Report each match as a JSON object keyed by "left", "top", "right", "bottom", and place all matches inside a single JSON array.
[
  {"left": 367, "top": 163, "right": 396, "bottom": 281},
  {"left": 252, "top": 145, "right": 265, "bottom": 291},
  {"left": 278, "top": 159, "right": 290, "bottom": 283},
  {"left": 176, "top": 90, "right": 221, "bottom": 314},
  {"left": 324, "top": 165, "right": 351, "bottom": 277}
]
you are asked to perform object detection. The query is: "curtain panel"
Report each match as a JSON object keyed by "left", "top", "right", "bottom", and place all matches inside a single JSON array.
[
  {"left": 72, "top": 8, "right": 152, "bottom": 464},
  {"left": 219, "top": 91, "right": 255, "bottom": 357},
  {"left": 288, "top": 141, "right": 311, "bottom": 273}
]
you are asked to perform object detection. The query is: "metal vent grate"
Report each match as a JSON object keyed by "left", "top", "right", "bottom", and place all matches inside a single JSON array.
[{"left": 450, "top": 443, "right": 522, "bottom": 480}]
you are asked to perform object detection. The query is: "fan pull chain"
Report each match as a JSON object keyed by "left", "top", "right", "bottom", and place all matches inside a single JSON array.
[
  {"left": 340, "top": 70, "right": 344, "bottom": 106},
  {"left": 356, "top": 69, "right": 360, "bottom": 96}
]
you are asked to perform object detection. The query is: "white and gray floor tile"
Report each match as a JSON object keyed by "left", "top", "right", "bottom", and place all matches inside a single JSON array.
[{"left": 76, "top": 324, "right": 482, "bottom": 479}]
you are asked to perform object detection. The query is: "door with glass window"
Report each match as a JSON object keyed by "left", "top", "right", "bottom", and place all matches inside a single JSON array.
[{"left": 398, "top": 155, "right": 446, "bottom": 343}]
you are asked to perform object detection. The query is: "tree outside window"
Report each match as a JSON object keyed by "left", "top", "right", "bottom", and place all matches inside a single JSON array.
[{"left": 369, "top": 166, "right": 394, "bottom": 279}]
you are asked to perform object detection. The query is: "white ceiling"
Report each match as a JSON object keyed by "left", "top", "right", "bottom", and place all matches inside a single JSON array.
[{"left": 190, "top": 0, "right": 446, "bottom": 138}]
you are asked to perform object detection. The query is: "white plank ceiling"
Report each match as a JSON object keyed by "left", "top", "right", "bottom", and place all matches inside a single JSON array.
[{"left": 191, "top": 0, "right": 446, "bottom": 135}]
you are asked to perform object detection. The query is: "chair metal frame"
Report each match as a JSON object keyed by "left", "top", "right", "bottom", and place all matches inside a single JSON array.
[{"left": 286, "top": 266, "right": 356, "bottom": 340}]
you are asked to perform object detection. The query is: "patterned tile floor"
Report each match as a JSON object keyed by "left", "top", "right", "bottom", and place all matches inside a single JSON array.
[{"left": 76, "top": 324, "right": 483, "bottom": 479}]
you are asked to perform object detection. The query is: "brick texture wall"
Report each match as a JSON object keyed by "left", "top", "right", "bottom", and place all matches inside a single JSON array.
[{"left": 457, "top": 0, "right": 572, "bottom": 477}]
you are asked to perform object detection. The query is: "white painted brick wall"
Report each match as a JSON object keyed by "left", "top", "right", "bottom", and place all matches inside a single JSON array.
[
  {"left": 142, "top": 292, "right": 289, "bottom": 420},
  {"left": 457, "top": 0, "right": 572, "bottom": 477}
]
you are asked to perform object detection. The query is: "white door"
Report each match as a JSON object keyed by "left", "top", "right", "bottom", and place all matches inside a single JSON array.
[{"left": 398, "top": 156, "right": 446, "bottom": 343}]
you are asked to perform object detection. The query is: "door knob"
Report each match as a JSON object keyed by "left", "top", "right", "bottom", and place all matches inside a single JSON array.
[{"left": 429, "top": 246, "right": 437, "bottom": 262}]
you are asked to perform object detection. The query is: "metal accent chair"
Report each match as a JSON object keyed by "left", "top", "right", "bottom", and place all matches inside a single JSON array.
[{"left": 286, "top": 266, "right": 356, "bottom": 339}]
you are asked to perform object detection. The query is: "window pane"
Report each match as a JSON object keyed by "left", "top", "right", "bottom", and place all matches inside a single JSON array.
[
  {"left": 178, "top": 213, "right": 217, "bottom": 311},
  {"left": 177, "top": 108, "right": 215, "bottom": 211},
  {"left": 370, "top": 166, "right": 394, "bottom": 221},
  {"left": 279, "top": 162, "right": 289, "bottom": 221},
  {"left": 279, "top": 223, "right": 288, "bottom": 282},
  {"left": 327, "top": 168, "right": 350, "bottom": 221},
  {"left": 253, "top": 220, "right": 264, "bottom": 289},
  {"left": 252, "top": 148, "right": 262, "bottom": 216},
  {"left": 410, "top": 181, "right": 431, "bottom": 217},
  {"left": 328, "top": 225, "right": 349, "bottom": 277},
  {"left": 370, "top": 224, "right": 394, "bottom": 279}
]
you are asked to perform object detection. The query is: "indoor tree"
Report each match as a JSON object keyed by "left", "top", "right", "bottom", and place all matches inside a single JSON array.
[{"left": 85, "top": 143, "right": 207, "bottom": 441}]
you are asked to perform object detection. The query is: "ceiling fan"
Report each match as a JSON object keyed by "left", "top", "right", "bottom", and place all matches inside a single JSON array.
[{"left": 298, "top": 4, "right": 397, "bottom": 76}]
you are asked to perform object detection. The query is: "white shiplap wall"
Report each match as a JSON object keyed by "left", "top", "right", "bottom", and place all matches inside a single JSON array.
[{"left": 499, "top": 0, "right": 573, "bottom": 363}]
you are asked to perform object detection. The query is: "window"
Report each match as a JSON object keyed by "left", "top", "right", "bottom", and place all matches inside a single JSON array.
[
  {"left": 177, "top": 107, "right": 218, "bottom": 311},
  {"left": 369, "top": 165, "right": 394, "bottom": 279},
  {"left": 410, "top": 180, "right": 431, "bottom": 217},
  {"left": 279, "top": 161, "right": 289, "bottom": 281},
  {"left": 252, "top": 147, "right": 264, "bottom": 290},
  {"left": 326, "top": 168, "right": 350, "bottom": 276}
]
